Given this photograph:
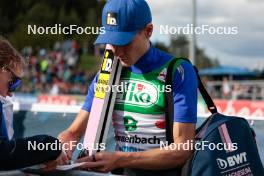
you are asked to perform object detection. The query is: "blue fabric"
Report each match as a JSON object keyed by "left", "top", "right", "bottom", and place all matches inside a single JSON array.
[
  {"left": 0, "top": 102, "right": 8, "bottom": 138},
  {"left": 172, "top": 61, "right": 198, "bottom": 123},
  {"left": 82, "top": 47, "right": 198, "bottom": 123},
  {"left": 0, "top": 135, "right": 61, "bottom": 170},
  {"left": 95, "top": 0, "right": 152, "bottom": 46},
  {"left": 82, "top": 73, "right": 99, "bottom": 112},
  {"left": 0, "top": 102, "right": 3, "bottom": 137},
  {"left": 128, "top": 45, "right": 172, "bottom": 74}
]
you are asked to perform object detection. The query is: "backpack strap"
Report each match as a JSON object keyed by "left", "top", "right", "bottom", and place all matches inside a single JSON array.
[
  {"left": 165, "top": 58, "right": 218, "bottom": 144},
  {"left": 165, "top": 58, "right": 180, "bottom": 144}
]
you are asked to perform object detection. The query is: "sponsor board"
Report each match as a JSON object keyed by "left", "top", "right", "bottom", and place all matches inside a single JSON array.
[
  {"left": 38, "top": 95, "right": 78, "bottom": 105},
  {"left": 214, "top": 99, "right": 264, "bottom": 120}
]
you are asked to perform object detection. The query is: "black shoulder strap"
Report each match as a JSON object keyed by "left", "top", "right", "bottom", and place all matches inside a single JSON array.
[
  {"left": 165, "top": 58, "right": 217, "bottom": 144},
  {"left": 164, "top": 59, "right": 177, "bottom": 144}
]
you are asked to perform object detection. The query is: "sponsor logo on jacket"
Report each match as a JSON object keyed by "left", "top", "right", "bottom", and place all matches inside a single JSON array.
[{"left": 116, "top": 79, "right": 159, "bottom": 107}]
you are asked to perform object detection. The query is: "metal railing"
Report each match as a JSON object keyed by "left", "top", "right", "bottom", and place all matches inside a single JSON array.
[{"left": 204, "top": 80, "right": 264, "bottom": 100}]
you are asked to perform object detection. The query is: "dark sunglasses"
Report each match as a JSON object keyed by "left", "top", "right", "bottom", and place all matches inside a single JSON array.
[{"left": 6, "top": 68, "right": 22, "bottom": 92}]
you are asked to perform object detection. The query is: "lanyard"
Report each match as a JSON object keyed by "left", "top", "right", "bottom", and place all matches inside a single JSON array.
[{"left": 0, "top": 96, "right": 14, "bottom": 140}]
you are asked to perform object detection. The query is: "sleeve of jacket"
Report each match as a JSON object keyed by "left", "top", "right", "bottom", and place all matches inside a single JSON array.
[{"left": 0, "top": 135, "right": 61, "bottom": 171}]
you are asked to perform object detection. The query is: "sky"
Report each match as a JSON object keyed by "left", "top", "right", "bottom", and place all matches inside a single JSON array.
[{"left": 146, "top": 0, "right": 264, "bottom": 70}]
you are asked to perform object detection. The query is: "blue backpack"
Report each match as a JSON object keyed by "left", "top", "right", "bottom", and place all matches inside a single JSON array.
[{"left": 165, "top": 58, "right": 264, "bottom": 176}]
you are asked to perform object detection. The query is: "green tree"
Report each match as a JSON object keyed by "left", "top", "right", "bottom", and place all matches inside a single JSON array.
[
  {"left": 168, "top": 35, "right": 219, "bottom": 69},
  {"left": 0, "top": 0, "right": 104, "bottom": 51}
]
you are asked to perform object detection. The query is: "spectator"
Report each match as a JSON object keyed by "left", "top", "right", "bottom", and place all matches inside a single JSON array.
[
  {"left": 0, "top": 37, "right": 68, "bottom": 170},
  {"left": 222, "top": 77, "right": 231, "bottom": 99},
  {"left": 20, "top": 40, "right": 93, "bottom": 95}
]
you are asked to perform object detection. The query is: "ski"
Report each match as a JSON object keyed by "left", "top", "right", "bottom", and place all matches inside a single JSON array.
[{"left": 81, "top": 45, "right": 122, "bottom": 156}]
